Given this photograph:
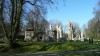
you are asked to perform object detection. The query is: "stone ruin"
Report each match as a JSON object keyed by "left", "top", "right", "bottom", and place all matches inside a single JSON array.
[
  {"left": 46, "top": 25, "right": 63, "bottom": 42},
  {"left": 67, "top": 21, "right": 74, "bottom": 40},
  {"left": 24, "top": 29, "right": 34, "bottom": 41},
  {"left": 24, "top": 21, "right": 86, "bottom": 42},
  {"left": 67, "top": 20, "right": 84, "bottom": 41},
  {"left": 24, "top": 28, "right": 46, "bottom": 42}
]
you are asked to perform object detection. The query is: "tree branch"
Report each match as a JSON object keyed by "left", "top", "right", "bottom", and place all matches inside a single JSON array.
[{"left": 23, "top": 0, "right": 38, "bottom": 5}]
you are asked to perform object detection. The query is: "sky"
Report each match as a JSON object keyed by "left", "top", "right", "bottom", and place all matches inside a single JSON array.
[{"left": 47, "top": 0, "right": 99, "bottom": 28}]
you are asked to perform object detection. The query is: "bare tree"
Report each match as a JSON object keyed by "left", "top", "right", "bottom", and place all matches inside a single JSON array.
[
  {"left": 0, "top": 0, "right": 57, "bottom": 47},
  {"left": 25, "top": 9, "right": 49, "bottom": 34}
]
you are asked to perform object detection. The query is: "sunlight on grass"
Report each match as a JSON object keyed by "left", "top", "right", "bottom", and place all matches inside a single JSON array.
[{"left": 1, "top": 41, "right": 100, "bottom": 54}]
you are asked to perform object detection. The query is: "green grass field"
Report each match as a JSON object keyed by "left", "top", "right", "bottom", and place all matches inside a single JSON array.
[{"left": 0, "top": 41, "right": 100, "bottom": 55}]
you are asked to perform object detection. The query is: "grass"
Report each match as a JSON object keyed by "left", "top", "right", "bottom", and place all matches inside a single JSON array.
[
  {"left": 0, "top": 41, "right": 100, "bottom": 55},
  {"left": 56, "top": 54, "right": 100, "bottom": 56}
]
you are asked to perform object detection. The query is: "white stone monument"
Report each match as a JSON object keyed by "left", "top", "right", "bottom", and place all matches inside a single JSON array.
[
  {"left": 80, "top": 32, "right": 84, "bottom": 41},
  {"left": 56, "top": 25, "right": 62, "bottom": 41},
  {"left": 67, "top": 21, "right": 74, "bottom": 40},
  {"left": 67, "top": 20, "right": 82, "bottom": 41}
]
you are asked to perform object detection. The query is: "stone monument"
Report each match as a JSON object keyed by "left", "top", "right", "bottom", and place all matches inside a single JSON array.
[
  {"left": 24, "top": 29, "right": 34, "bottom": 41},
  {"left": 56, "top": 25, "right": 62, "bottom": 41},
  {"left": 67, "top": 21, "right": 74, "bottom": 40}
]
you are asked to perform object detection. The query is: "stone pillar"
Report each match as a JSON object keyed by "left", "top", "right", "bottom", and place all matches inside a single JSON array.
[
  {"left": 56, "top": 25, "right": 62, "bottom": 41},
  {"left": 81, "top": 32, "right": 84, "bottom": 41},
  {"left": 59, "top": 26, "right": 62, "bottom": 38},
  {"left": 57, "top": 25, "right": 59, "bottom": 41},
  {"left": 67, "top": 20, "right": 73, "bottom": 40},
  {"left": 56, "top": 25, "right": 59, "bottom": 41},
  {"left": 50, "top": 25, "right": 52, "bottom": 30}
]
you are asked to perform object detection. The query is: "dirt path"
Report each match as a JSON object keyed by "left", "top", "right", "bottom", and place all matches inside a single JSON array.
[{"left": 1, "top": 50, "right": 100, "bottom": 56}]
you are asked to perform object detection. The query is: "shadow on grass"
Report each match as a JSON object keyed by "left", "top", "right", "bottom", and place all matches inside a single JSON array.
[{"left": 38, "top": 42, "right": 63, "bottom": 52}]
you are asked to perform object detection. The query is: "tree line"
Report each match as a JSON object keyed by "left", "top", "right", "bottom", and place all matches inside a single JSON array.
[{"left": 84, "top": 0, "right": 100, "bottom": 40}]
